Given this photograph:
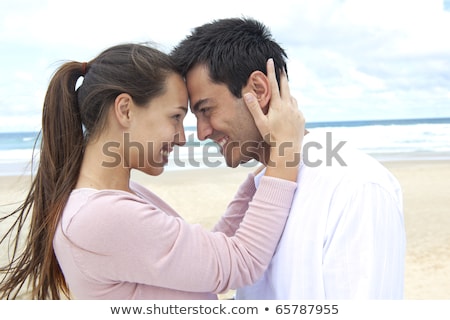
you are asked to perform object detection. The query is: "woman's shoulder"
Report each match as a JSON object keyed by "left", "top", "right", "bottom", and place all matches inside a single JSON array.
[{"left": 63, "top": 181, "right": 180, "bottom": 228}]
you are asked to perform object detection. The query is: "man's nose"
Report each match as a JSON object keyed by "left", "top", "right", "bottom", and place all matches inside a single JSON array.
[{"left": 196, "top": 119, "right": 213, "bottom": 141}]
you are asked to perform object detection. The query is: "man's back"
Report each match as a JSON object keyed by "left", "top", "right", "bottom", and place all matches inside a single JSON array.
[{"left": 236, "top": 130, "right": 406, "bottom": 299}]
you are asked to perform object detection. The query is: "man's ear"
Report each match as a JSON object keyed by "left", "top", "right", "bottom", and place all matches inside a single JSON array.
[
  {"left": 113, "top": 93, "right": 133, "bottom": 128},
  {"left": 244, "top": 70, "right": 271, "bottom": 114}
]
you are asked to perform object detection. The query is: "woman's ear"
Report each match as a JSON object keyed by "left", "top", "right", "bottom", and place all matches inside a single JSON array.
[
  {"left": 243, "top": 70, "right": 271, "bottom": 114},
  {"left": 113, "top": 93, "right": 133, "bottom": 128}
]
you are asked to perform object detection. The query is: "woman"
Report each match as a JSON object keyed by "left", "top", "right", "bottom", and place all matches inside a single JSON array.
[{"left": 0, "top": 43, "right": 304, "bottom": 299}]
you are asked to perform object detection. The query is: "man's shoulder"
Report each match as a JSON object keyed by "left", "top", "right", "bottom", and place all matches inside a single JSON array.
[{"left": 301, "top": 130, "right": 399, "bottom": 188}]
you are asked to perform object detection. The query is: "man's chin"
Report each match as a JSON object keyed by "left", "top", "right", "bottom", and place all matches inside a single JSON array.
[
  {"left": 224, "top": 156, "right": 239, "bottom": 168},
  {"left": 225, "top": 156, "right": 251, "bottom": 168},
  {"left": 225, "top": 160, "right": 240, "bottom": 168}
]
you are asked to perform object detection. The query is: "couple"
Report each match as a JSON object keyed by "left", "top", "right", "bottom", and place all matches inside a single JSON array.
[{"left": 0, "top": 17, "right": 405, "bottom": 300}]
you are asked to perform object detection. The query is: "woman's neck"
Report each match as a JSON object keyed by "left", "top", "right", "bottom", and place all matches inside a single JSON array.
[{"left": 76, "top": 135, "right": 131, "bottom": 192}]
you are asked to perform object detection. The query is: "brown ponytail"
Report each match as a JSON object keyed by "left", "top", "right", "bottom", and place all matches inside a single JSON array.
[{"left": 0, "top": 61, "right": 85, "bottom": 299}]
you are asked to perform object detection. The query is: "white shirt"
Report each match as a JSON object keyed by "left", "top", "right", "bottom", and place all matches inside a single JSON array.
[{"left": 236, "top": 130, "right": 406, "bottom": 299}]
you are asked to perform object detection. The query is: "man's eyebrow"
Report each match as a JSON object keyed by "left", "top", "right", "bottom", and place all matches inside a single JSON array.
[{"left": 191, "top": 98, "right": 209, "bottom": 113}]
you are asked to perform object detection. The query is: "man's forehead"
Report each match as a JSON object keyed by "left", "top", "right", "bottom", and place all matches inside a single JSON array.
[{"left": 185, "top": 66, "right": 214, "bottom": 112}]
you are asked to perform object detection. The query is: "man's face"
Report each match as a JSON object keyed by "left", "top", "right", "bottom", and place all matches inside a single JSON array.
[{"left": 185, "top": 64, "right": 263, "bottom": 168}]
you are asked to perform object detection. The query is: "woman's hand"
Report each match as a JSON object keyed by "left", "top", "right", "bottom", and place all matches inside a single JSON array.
[{"left": 243, "top": 58, "right": 305, "bottom": 181}]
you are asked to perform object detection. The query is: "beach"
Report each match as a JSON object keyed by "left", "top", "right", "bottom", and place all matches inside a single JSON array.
[{"left": 0, "top": 159, "right": 449, "bottom": 299}]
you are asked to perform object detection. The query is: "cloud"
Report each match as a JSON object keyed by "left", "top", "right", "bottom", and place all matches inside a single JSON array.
[
  {"left": 1, "top": 0, "right": 449, "bottom": 132},
  {"left": 268, "top": 0, "right": 450, "bottom": 121}
]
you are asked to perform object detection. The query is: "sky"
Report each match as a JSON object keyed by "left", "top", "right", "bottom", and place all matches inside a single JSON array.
[{"left": 0, "top": 0, "right": 449, "bottom": 132}]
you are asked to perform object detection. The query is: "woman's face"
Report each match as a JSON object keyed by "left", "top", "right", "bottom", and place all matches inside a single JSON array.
[{"left": 128, "top": 73, "right": 188, "bottom": 176}]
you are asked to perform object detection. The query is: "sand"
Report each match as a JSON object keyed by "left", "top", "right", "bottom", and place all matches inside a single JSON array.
[{"left": 1, "top": 160, "right": 449, "bottom": 299}]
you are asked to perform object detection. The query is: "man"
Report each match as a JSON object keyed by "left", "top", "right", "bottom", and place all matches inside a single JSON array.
[{"left": 171, "top": 17, "right": 406, "bottom": 299}]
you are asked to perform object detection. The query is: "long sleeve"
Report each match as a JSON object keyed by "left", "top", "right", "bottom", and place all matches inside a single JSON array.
[
  {"left": 212, "top": 172, "right": 256, "bottom": 236},
  {"left": 54, "top": 176, "right": 296, "bottom": 299}
]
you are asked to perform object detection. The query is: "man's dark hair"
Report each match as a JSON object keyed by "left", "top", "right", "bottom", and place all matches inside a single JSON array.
[{"left": 171, "top": 17, "right": 288, "bottom": 98}]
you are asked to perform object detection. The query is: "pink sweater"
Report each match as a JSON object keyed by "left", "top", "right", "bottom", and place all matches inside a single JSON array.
[{"left": 53, "top": 174, "right": 297, "bottom": 299}]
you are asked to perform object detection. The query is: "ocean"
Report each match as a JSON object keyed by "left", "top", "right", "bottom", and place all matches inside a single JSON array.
[{"left": 0, "top": 117, "right": 449, "bottom": 176}]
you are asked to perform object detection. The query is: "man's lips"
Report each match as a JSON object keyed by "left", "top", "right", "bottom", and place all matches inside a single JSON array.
[{"left": 215, "top": 136, "right": 229, "bottom": 151}]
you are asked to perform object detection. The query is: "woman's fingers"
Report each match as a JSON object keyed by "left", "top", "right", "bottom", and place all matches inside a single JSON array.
[
  {"left": 244, "top": 58, "right": 305, "bottom": 146},
  {"left": 266, "top": 59, "right": 281, "bottom": 110},
  {"left": 266, "top": 59, "right": 290, "bottom": 109},
  {"left": 243, "top": 92, "right": 269, "bottom": 139}
]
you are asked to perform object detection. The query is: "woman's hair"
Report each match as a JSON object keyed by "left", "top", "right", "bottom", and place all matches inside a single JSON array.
[
  {"left": 170, "top": 17, "right": 288, "bottom": 98},
  {"left": 0, "top": 43, "right": 177, "bottom": 299}
]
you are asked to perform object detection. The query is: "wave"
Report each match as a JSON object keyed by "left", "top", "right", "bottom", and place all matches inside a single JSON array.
[{"left": 1, "top": 118, "right": 449, "bottom": 175}]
